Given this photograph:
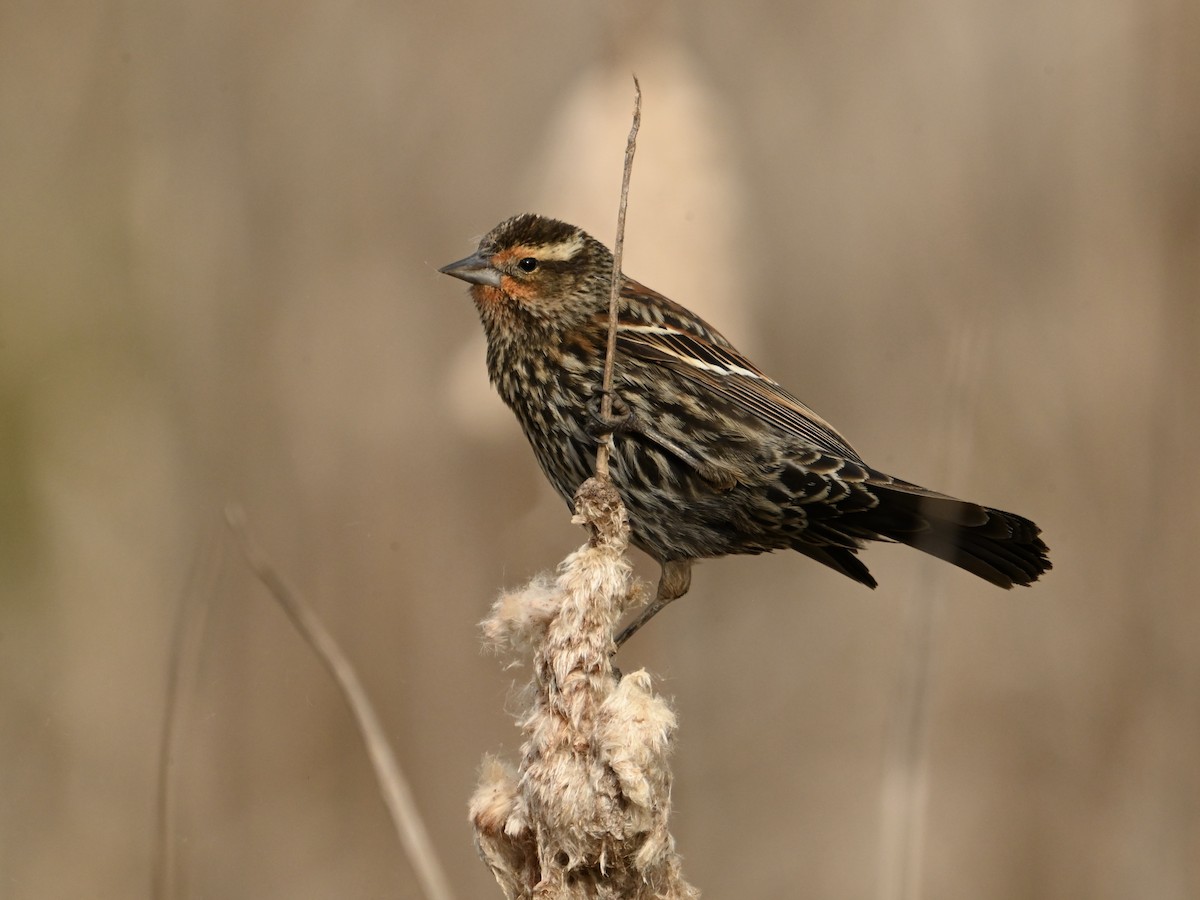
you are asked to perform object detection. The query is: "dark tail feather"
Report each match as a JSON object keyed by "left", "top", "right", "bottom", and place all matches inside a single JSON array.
[
  {"left": 792, "top": 541, "right": 880, "bottom": 589},
  {"left": 858, "top": 484, "right": 1051, "bottom": 588}
]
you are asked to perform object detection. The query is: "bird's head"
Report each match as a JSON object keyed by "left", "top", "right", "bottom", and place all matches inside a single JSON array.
[{"left": 440, "top": 214, "right": 613, "bottom": 336}]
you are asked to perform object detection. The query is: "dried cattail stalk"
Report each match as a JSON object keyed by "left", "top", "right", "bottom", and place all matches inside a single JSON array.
[{"left": 471, "top": 478, "right": 699, "bottom": 899}]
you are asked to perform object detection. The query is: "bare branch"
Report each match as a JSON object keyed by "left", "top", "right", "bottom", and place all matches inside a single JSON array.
[
  {"left": 226, "top": 506, "right": 456, "bottom": 900},
  {"left": 593, "top": 76, "right": 642, "bottom": 482},
  {"left": 153, "top": 528, "right": 221, "bottom": 900}
]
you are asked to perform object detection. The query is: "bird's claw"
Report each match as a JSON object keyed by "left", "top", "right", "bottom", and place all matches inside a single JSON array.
[{"left": 585, "top": 389, "right": 633, "bottom": 439}]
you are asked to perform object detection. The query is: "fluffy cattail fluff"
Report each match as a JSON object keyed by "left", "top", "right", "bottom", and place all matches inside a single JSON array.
[{"left": 470, "top": 478, "right": 699, "bottom": 899}]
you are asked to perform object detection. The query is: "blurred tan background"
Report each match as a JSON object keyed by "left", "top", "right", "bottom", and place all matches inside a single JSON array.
[{"left": 2, "top": 1, "right": 1198, "bottom": 897}]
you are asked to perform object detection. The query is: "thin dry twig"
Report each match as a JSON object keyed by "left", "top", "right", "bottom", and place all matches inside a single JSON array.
[
  {"left": 225, "top": 506, "right": 456, "bottom": 900},
  {"left": 153, "top": 526, "right": 222, "bottom": 900},
  {"left": 877, "top": 317, "right": 988, "bottom": 900},
  {"left": 593, "top": 75, "right": 642, "bottom": 482}
]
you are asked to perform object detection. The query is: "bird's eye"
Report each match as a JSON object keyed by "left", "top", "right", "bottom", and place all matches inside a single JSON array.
[{"left": 517, "top": 257, "right": 538, "bottom": 272}]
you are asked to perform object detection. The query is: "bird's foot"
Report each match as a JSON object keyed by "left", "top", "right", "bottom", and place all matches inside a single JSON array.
[
  {"left": 615, "top": 559, "right": 693, "bottom": 647},
  {"left": 585, "top": 389, "right": 633, "bottom": 440}
]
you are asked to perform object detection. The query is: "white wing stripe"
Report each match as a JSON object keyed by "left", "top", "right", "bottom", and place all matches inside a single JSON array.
[{"left": 619, "top": 325, "right": 766, "bottom": 381}]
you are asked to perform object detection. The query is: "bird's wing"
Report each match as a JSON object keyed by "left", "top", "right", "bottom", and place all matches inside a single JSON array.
[{"left": 613, "top": 312, "right": 864, "bottom": 461}]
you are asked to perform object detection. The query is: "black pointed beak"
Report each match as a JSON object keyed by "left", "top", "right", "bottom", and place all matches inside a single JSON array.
[{"left": 439, "top": 251, "right": 502, "bottom": 287}]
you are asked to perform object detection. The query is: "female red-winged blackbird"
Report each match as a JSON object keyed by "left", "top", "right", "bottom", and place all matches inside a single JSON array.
[{"left": 441, "top": 214, "right": 1050, "bottom": 644}]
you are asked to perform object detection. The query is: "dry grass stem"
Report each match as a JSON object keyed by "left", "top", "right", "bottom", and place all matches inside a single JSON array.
[
  {"left": 878, "top": 320, "right": 988, "bottom": 900},
  {"left": 593, "top": 76, "right": 642, "bottom": 482},
  {"left": 225, "top": 506, "right": 456, "bottom": 900},
  {"left": 153, "top": 528, "right": 222, "bottom": 900},
  {"left": 471, "top": 479, "right": 698, "bottom": 899}
]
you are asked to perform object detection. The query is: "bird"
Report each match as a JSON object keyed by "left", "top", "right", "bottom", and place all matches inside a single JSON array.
[{"left": 440, "top": 213, "right": 1050, "bottom": 644}]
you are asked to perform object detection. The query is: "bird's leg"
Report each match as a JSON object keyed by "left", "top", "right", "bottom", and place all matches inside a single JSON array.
[
  {"left": 615, "top": 559, "right": 692, "bottom": 647},
  {"left": 584, "top": 389, "right": 633, "bottom": 439}
]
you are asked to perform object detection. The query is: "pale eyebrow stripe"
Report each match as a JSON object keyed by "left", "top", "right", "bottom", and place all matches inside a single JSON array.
[{"left": 528, "top": 234, "right": 585, "bottom": 261}]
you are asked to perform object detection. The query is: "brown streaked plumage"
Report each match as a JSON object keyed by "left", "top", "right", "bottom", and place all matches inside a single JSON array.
[{"left": 441, "top": 213, "right": 1050, "bottom": 644}]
